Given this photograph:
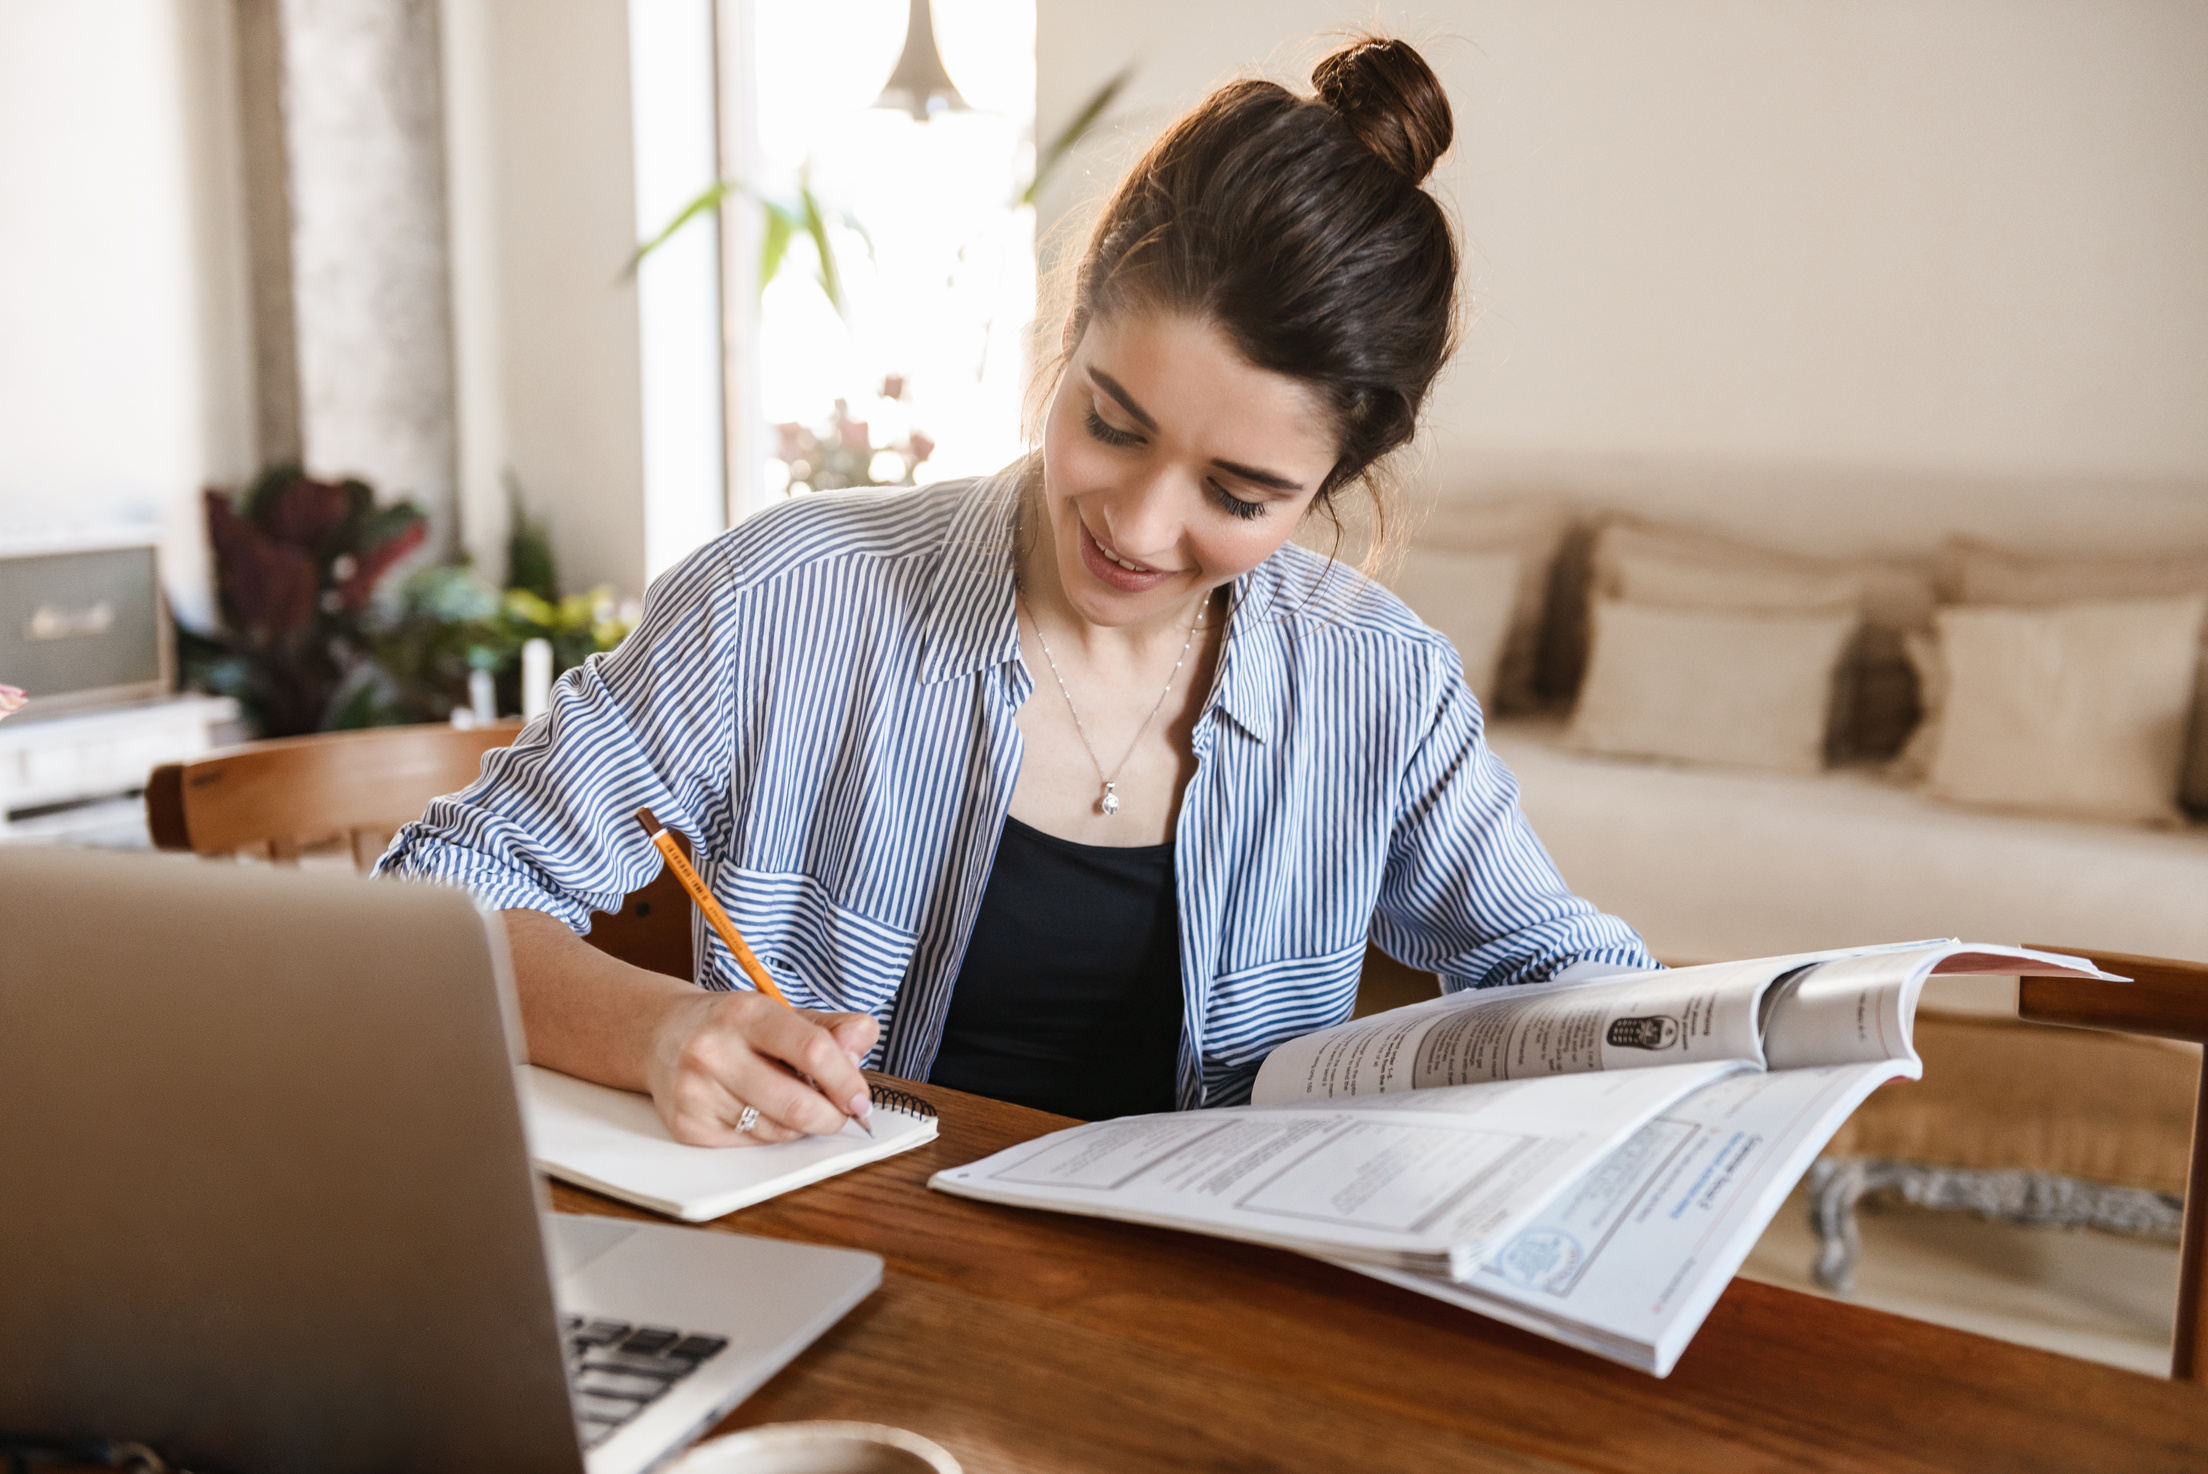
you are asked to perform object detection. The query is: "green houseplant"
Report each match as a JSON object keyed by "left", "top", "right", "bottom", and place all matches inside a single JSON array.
[{"left": 182, "top": 467, "right": 635, "bottom": 736}]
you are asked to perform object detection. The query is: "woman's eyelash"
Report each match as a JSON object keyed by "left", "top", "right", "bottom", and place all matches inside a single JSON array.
[
  {"left": 1081, "top": 405, "right": 1265, "bottom": 520},
  {"left": 1083, "top": 408, "right": 1142, "bottom": 448},
  {"left": 1209, "top": 481, "right": 1266, "bottom": 521}
]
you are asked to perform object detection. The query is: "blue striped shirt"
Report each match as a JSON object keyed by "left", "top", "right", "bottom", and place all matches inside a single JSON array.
[{"left": 378, "top": 469, "right": 1653, "bottom": 1106}]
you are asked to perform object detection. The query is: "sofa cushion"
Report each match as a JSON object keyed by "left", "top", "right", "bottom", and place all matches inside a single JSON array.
[
  {"left": 1937, "top": 537, "right": 2208, "bottom": 814},
  {"left": 1906, "top": 595, "right": 2207, "bottom": 827},
  {"left": 1382, "top": 548, "right": 1520, "bottom": 708},
  {"left": 1565, "top": 598, "right": 1858, "bottom": 775},
  {"left": 1410, "top": 497, "right": 1572, "bottom": 712},
  {"left": 1581, "top": 519, "right": 1934, "bottom": 761},
  {"left": 1936, "top": 537, "right": 2208, "bottom": 606},
  {"left": 1488, "top": 716, "right": 2208, "bottom": 968}
]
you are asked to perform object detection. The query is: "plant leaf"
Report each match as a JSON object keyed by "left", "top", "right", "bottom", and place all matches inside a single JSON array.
[
  {"left": 798, "top": 182, "right": 847, "bottom": 319},
  {"left": 628, "top": 178, "right": 735, "bottom": 276},
  {"left": 1023, "top": 66, "right": 1134, "bottom": 207},
  {"left": 758, "top": 206, "right": 796, "bottom": 300}
]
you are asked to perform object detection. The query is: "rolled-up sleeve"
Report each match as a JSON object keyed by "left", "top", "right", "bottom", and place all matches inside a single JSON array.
[
  {"left": 374, "top": 542, "right": 746, "bottom": 934},
  {"left": 1371, "top": 646, "right": 1656, "bottom": 990}
]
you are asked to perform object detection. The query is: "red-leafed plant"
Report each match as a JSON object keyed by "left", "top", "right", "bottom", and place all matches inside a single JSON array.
[{"left": 182, "top": 466, "right": 429, "bottom": 736}]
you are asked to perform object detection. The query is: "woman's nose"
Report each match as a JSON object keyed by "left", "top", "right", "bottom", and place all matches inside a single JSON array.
[{"left": 1100, "top": 466, "right": 1191, "bottom": 562}]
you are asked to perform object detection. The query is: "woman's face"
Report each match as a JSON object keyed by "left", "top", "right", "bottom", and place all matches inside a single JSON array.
[{"left": 1037, "top": 310, "right": 1340, "bottom": 629}]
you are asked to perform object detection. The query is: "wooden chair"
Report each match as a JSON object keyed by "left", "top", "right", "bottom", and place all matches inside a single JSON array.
[
  {"left": 1816, "top": 946, "right": 2208, "bottom": 1384},
  {"left": 146, "top": 723, "right": 692, "bottom": 981},
  {"left": 2016, "top": 947, "right": 2208, "bottom": 1385}
]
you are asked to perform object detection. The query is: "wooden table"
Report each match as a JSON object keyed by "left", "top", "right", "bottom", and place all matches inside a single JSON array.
[{"left": 548, "top": 1079, "right": 2208, "bottom": 1473}]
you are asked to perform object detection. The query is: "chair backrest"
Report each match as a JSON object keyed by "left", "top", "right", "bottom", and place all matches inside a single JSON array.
[
  {"left": 2020, "top": 945, "right": 2208, "bottom": 1385},
  {"left": 149, "top": 722, "right": 525, "bottom": 867},
  {"left": 146, "top": 724, "right": 693, "bottom": 981}
]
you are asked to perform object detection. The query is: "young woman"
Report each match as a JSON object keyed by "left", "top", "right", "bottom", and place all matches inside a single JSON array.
[{"left": 381, "top": 37, "right": 1653, "bottom": 1144}]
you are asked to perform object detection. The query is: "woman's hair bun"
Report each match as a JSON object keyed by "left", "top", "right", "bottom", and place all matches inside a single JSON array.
[{"left": 1311, "top": 37, "right": 1452, "bottom": 185}]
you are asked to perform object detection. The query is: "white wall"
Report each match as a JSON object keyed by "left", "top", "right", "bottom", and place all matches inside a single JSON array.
[
  {"left": 442, "top": 0, "right": 652, "bottom": 597},
  {"left": 443, "top": 0, "right": 729, "bottom": 597},
  {"left": 0, "top": 0, "right": 256, "bottom": 628},
  {"left": 628, "top": 0, "right": 727, "bottom": 583},
  {"left": 1036, "top": 0, "right": 2208, "bottom": 554}
]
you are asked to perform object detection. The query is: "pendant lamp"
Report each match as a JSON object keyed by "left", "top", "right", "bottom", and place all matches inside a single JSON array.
[{"left": 873, "top": 0, "right": 971, "bottom": 121}]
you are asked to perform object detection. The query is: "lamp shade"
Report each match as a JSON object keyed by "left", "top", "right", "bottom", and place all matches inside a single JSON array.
[{"left": 873, "top": 0, "right": 971, "bottom": 121}]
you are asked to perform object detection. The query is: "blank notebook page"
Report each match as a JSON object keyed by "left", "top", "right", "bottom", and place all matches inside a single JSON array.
[{"left": 522, "top": 1065, "right": 939, "bottom": 1222}]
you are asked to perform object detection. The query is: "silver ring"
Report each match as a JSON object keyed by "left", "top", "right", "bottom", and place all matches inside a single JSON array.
[{"left": 736, "top": 1104, "right": 760, "bottom": 1134}]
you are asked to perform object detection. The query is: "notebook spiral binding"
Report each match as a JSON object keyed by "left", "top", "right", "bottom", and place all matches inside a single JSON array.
[{"left": 870, "top": 1085, "right": 938, "bottom": 1122}]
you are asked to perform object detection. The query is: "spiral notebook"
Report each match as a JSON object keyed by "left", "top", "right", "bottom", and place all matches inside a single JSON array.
[{"left": 521, "top": 1065, "right": 940, "bottom": 1222}]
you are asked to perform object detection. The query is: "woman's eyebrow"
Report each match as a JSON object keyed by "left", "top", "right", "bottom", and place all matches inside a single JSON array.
[
  {"left": 1087, "top": 369, "right": 1159, "bottom": 431},
  {"left": 1211, "top": 458, "right": 1303, "bottom": 493},
  {"left": 1089, "top": 367, "right": 1305, "bottom": 492}
]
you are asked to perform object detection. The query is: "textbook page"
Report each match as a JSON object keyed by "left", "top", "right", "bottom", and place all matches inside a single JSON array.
[
  {"left": 522, "top": 1066, "right": 938, "bottom": 1222},
  {"left": 1255, "top": 941, "right": 2118, "bottom": 1106},
  {"left": 1251, "top": 953, "right": 1856, "bottom": 1104},
  {"left": 930, "top": 1060, "right": 1748, "bottom": 1280},
  {"left": 1760, "top": 943, "right": 2120, "bottom": 1069},
  {"left": 1350, "top": 1057, "right": 1913, "bottom": 1375}
]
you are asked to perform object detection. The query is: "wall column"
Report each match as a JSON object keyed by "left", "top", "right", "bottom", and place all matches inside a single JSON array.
[{"left": 234, "top": 0, "right": 459, "bottom": 549}]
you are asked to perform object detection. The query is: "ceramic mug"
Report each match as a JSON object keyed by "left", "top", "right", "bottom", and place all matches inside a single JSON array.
[{"left": 670, "top": 1421, "right": 962, "bottom": 1474}]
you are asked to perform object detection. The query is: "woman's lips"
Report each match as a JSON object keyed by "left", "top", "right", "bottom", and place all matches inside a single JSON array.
[{"left": 1078, "top": 521, "right": 1171, "bottom": 593}]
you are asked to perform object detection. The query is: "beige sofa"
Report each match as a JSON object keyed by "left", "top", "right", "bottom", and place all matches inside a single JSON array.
[
  {"left": 1388, "top": 474, "right": 2208, "bottom": 1287},
  {"left": 1491, "top": 718, "right": 2208, "bottom": 967}
]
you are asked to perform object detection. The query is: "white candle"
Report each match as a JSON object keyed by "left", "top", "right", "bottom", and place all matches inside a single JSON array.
[
  {"left": 521, "top": 638, "right": 553, "bottom": 721},
  {"left": 468, "top": 668, "right": 496, "bottom": 725}
]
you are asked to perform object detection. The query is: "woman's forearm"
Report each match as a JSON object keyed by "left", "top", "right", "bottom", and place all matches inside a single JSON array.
[{"left": 502, "top": 906, "right": 697, "bottom": 1092}]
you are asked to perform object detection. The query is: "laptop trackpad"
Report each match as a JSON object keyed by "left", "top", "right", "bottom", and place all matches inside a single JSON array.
[{"left": 544, "top": 1213, "right": 638, "bottom": 1282}]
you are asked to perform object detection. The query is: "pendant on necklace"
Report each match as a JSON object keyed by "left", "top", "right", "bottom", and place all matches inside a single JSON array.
[{"left": 1100, "top": 781, "right": 1121, "bottom": 817}]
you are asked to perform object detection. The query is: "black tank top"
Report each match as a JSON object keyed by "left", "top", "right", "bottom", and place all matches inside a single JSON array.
[{"left": 929, "top": 816, "right": 1183, "bottom": 1120}]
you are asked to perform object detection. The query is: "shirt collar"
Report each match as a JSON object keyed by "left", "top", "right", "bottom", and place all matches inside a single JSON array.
[
  {"left": 1210, "top": 544, "right": 1366, "bottom": 745},
  {"left": 1207, "top": 571, "right": 1283, "bottom": 744}
]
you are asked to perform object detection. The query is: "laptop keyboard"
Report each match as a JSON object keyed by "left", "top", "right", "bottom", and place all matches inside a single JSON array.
[{"left": 563, "top": 1315, "right": 730, "bottom": 1449}]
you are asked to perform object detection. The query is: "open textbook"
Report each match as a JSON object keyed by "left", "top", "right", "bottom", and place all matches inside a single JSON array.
[{"left": 929, "top": 941, "right": 2120, "bottom": 1374}]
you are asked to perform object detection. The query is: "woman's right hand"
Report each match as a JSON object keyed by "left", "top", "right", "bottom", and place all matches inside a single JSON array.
[
  {"left": 643, "top": 989, "right": 881, "bottom": 1147},
  {"left": 501, "top": 906, "right": 879, "bottom": 1149}
]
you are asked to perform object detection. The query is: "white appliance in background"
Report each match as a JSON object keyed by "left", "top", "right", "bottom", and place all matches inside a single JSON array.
[{"left": 0, "top": 527, "right": 238, "bottom": 843}]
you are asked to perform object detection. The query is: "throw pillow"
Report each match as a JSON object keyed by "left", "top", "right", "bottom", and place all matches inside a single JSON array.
[
  {"left": 1936, "top": 537, "right": 2208, "bottom": 606},
  {"left": 1598, "top": 519, "right": 1934, "bottom": 631},
  {"left": 1564, "top": 597, "right": 1860, "bottom": 776},
  {"left": 1935, "top": 537, "right": 2208, "bottom": 815},
  {"left": 1383, "top": 548, "right": 1522, "bottom": 710},
  {"left": 1582, "top": 519, "right": 1934, "bottom": 761},
  {"left": 1410, "top": 497, "right": 1572, "bottom": 713},
  {"left": 1910, "top": 595, "right": 2208, "bottom": 827}
]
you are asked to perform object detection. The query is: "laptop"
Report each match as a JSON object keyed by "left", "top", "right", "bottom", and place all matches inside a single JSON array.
[{"left": 0, "top": 848, "right": 882, "bottom": 1474}]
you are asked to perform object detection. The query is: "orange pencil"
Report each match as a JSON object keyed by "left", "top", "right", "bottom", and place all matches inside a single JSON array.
[
  {"left": 635, "top": 807, "right": 872, "bottom": 1136},
  {"left": 637, "top": 807, "right": 786, "bottom": 1003}
]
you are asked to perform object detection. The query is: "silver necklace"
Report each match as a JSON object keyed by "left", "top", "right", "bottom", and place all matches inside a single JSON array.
[{"left": 1016, "top": 585, "right": 1209, "bottom": 817}]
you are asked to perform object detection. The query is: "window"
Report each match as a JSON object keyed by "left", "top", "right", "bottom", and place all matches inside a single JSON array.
[{"left": 740, "top": 0, "right": 1037, "bottom": 502}]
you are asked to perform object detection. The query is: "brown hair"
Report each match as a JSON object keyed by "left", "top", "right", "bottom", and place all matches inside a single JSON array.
[{"left": 1038, "top": 37, "right": 1461, "bottom": 560}]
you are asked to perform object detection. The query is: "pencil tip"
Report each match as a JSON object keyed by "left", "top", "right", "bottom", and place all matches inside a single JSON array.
[{"left": 855, "top": 1115, "right": 876, "bottom": 1138}]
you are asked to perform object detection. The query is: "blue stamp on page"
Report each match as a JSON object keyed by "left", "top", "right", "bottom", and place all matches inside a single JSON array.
[{"left": 1494, "top": 1228, "right": 1583, "bottom": 1295}]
